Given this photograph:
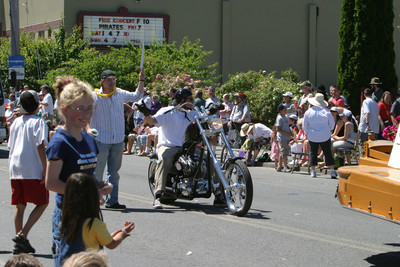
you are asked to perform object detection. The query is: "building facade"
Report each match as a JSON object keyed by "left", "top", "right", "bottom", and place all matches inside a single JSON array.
[{"left": 1, "top": 0, "right": 400, "bottom": 87}]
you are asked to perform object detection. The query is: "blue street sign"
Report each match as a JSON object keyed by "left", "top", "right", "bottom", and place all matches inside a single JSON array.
[{"left": 9, "top": 56, "right": 25, "bottom": 80}]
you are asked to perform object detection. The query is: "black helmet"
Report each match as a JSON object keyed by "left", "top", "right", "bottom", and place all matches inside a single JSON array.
[{"left": 173, "top": 88, "right": 192, "bottom": 105}]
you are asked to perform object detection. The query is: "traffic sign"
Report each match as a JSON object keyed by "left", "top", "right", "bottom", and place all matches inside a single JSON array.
[{"left": 8, "top": 56, "right": 25, "bottom": 80}]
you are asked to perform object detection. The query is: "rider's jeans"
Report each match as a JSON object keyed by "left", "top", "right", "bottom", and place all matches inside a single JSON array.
[{"left": 155, "top": 146, "right": 182, "bottom": 195}]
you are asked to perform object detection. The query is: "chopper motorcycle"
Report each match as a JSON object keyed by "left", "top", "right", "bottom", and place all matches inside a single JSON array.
[{"left": 147, "top": 104, "right": 253, "bottom": 216}]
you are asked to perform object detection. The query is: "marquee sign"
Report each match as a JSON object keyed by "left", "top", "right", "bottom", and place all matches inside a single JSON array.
[{"left": 78, "top": 11, "right": 170, "bottom": 46}]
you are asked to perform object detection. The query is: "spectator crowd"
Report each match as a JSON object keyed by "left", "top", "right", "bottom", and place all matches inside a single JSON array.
[{"left": 3, "top": 71, "right": 399, "bottom": 265}]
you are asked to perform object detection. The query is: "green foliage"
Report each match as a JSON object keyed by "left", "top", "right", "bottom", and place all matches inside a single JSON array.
[
  {"left": 337, "top": 0, "right": 398, "bottom": 114},
  {"left": 217, "top": 69, "right": 300, "bottom": 126},
  {"left": 150, "top": 72, "right": 202, "bottom": 106},
  {"left": 0, "top": 23, "right": 91, "bottom": 90}
]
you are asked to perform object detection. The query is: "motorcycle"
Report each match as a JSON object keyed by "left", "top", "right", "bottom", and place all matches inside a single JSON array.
[{"left": 147, "top": 104, "right": 253, "bottom": 216}]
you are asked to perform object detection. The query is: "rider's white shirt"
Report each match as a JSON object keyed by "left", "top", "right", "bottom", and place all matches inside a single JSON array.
[{"left": 154, "top": 106, "right": 196, "bottom": 148}]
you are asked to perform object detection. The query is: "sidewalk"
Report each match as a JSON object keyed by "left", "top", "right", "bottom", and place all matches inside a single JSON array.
[{"left": 220, "top": 145, "right": 357, "bottom": 176}]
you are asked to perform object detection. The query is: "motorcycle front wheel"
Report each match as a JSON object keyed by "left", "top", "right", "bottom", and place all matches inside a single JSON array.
[{"left": 223, "top": 160, "right": 253, "bottom": 216}]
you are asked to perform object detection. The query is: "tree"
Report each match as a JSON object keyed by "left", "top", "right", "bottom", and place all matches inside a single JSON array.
[{"left": 337, "top": 0, "right": 398, "bottom": 114}]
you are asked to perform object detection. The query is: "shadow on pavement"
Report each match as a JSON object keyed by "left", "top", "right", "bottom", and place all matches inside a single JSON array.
[
  {"left": 0, "top": 250, "right": 52, "bottom": 259},
  {"left": 0, "top": 146, "right": 8, "bottom": 159},
  {"left": 165, "top": 201, "right": 271, "bottom": 219},
  {"left": 365, "top": 251, "right": 400, "bottom": 267},
  {"left": 33, "top": 253, "right": 53, "bottom": 259},
  {"left": 101, "top": 208, "right": 175, "bottom": 214}
]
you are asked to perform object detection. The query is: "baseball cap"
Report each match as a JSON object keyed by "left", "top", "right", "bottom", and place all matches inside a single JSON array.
[
  {"left": 283, "top": 92, "right": 293, "bottom": 98},
  {"left": 288, "top": 114, "right": 298, "bottom": 120},
  {"left": 19, "top": 90, "right": 40, "bottom": 114},
  {"left": 101, "top": 70, "right": 116, "bottom": 79},
  {"left": 330, "top": 107, "right": 340, "bottom": 113},
  {"left": 277, "top": 103, "right": 286, "bottom": 112},
  {"left": 341, "top": 109, "right": 352, "bottom": 117},
  {"left": 300, "top": 81, "right": 312, "bottom": 87}
]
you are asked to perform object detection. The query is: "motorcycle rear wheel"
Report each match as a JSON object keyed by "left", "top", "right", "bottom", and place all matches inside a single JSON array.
[
  {"left": 220, "top": 144, "right": 228, "bottom": 162},
  {"left": 223, "top": 160, "right": 253, "bottom": 216}
]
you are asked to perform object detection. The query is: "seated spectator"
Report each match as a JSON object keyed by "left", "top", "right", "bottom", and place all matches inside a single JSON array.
[
  {"left": 330, "top": 107, "right": 344, "bottom": 138},
  {"left": 150, "top": 94, "right": 162, "bottom": 115},
  {"left": 288, "top": 114, "right": 299, "bottom": 135},
  {"left": 240, "top": 123, "right": 272, "bottom": 166},
  {"left": 289, "top": 118, "right": 307, "bottom": 166},
  {"left": 332, "top": 109, "right": 357, "bottom": 164},
  {"left": 138, "top": 125, "right": 157, "bottom": 156},
  {"left": 145, "top": 126, "right": 159, "bottom": 154},
  {"left": 5, "top": 102, "right": 17, "bottom": 139},
  {"left": 124, "top": 124, "right": 145, "bottom": 155}
]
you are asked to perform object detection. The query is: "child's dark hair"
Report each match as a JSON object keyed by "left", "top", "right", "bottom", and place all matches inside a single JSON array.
[{"left": 61, "top": 173, "right": 102, "bottom": 243}]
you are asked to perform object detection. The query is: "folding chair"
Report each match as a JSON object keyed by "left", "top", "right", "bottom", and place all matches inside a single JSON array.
[{"left": 290, "top": 151, "right": 311, "bottom": 174}]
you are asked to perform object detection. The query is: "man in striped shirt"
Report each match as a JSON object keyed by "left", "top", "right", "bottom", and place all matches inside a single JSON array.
[{"left": 90, "top": 69, "right": 145, "bottom": 210}]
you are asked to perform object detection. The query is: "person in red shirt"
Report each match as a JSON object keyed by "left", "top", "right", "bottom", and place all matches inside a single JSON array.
[
  {"left": 328, "top": 85, "right": 346, "bottom": 108},
  {"left": 378, "top": 91, "right": 392, "bottom": 131}
]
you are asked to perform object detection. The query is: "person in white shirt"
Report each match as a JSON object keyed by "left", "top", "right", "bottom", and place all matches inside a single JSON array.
[
  {"left": 141, "top": 88, "right": 196, "bottom": 209},
  {"left": 303, "top": 93, "right": 336, "bottom": 178},
  {"left": 88, "top": 69, "right": 145, "bottom": 210},
  {"left": 240, "top": 123, "right": 272, "bottom": 166},
  {"left": 39, "top": 85, "right": 54, "bottom": 123},
  {"left": 358, "top": 88, "right": 379, "bottom": 156}
]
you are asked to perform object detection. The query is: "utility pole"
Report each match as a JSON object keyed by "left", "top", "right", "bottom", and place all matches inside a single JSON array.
[
  {"left": 10, "top": 0, "right": 20, "bottom": 56},
  {"left": 9, "top": 0, "right": 20, "bottom": 92}
]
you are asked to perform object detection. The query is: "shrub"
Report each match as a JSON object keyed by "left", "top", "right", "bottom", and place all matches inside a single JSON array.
[{"left": 217, "top": 69, "right": 300, "bottom": 126}]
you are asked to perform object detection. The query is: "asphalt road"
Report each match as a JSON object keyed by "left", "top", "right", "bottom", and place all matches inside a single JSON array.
[{"left": 0, "top": 143, "right": 399, "bottom": 266}]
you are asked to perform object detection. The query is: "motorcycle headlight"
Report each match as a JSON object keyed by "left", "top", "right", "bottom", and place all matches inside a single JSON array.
[{"left": 210, "top": 118, "right": 223, "bottom": 131}]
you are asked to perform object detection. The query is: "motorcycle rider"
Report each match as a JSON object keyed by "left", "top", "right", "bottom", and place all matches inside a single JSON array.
[{"left": 139, "top": 88, "right": 196, "bottom": 209}]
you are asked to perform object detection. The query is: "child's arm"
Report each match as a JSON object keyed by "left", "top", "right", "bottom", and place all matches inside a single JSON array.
[
  {"left": 45, "top": 159, "right": 66, "bottom": 194},
  {"left": 106, "top": 222, "right": 135, "bottom": 249},
  {"left": 277, "top": 126, "right": 293, "bottom": 137},
  {"left": 37, "top": 141, "right": 47, "bottom": 182}
]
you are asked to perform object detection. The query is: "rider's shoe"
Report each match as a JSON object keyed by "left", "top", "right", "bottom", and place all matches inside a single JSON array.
[{"left": 153, "top": 198, "right": 163, "bottom": 209}]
